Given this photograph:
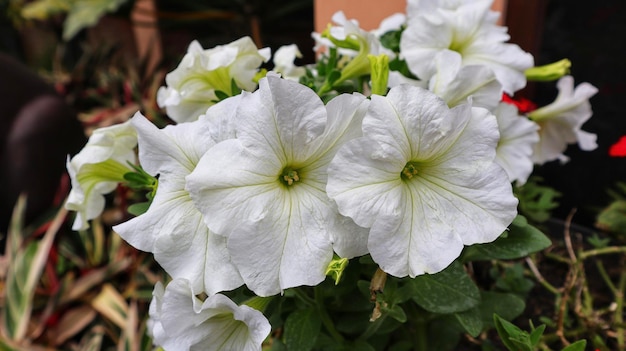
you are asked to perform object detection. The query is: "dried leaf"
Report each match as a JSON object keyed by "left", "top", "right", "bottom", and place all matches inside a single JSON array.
[
  {"left": 50, "top": 306, "right": 98, "bottom": 346},
  {"left": 61, "top": 258, "right": 131, "bottom": 305},
  {"left": 91, "top": 284, "right": 128, "bottom": 329}
]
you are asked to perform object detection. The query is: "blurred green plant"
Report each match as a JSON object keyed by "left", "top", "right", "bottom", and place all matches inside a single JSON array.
[{"left": 19, "top": 0, "right": 132, "bottom": 40}]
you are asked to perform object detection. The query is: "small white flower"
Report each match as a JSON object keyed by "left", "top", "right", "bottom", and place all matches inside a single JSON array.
[
  {"left": 113, "top": 97, "right": 243, "bottom": 295},
  {"left": 493, "top": 102, "right": 540, "bottom": 185},
  {"left": 327, "top": 85, "right": 518, "bottom": 277},
  {"left": 529, "top": 76, "right": 598, "bottom": 164},
  {"left": 66, "top": 120, "right": 137, "bottom": 230},
  {"left": 400, "top": 0, "right": 533, "bottom": 94},
  {"left": 157, "top": 37, "right": 271, "bottom": 123},
  {"left": 272, "top": 44, "right": 306, "bottom": 81},
  {"left": 186, "top": 74, "right": 369, "bottom": 296},
  {"left": 148, "top": 279, "right": 271, "bottom": 351}
]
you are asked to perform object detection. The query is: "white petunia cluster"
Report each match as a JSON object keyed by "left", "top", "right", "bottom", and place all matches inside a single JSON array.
[{"left": 64, "top": 0, "right": 598, "bottom": 349}]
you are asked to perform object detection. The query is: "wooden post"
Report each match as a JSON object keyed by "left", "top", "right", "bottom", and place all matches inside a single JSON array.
[
  {"left": 131, "top": 0, "right": 163, "bottom": 77},
  {"left": 314, "top": 0, "right": 510, "bottom": 31}
]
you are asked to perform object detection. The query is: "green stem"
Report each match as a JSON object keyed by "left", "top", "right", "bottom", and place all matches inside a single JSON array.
[
  {"left": 615, "top": 269, "right": 626, "bottom": 349},
  {"left": 405, "top": 303, "right": 428, "bottom": 351},
  {"left": 595, "top": 261, "right": 617, "bottom": 293},
  {"left": 292, "top": 288, "right": 315, "bottom": 306},
  {"left": 414, "top": 317, "right": 428, "bottom": 351},
  {"left": 579, "top": 246, "right": 626, "bottom": 260},
  {"left": 314, "top": 286, "right": 344, "bottom": 343},
  {"left": 317, "top": 81, "right": 332, "bottom": 96},
  {"left": 525, "top": 257, "right": 561, "bottom": 295},
  {"left": 358, "top": 313, "right": 387, "bottom": 340}
]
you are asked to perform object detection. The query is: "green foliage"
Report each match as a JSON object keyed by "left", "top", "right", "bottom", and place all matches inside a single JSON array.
[
  {"left": 20, "top": 0, "right": 132, "bottom": 40},
  {"left": 408, "top": 261, "right": 480, "bottom": 314},
  {"left": 515, "top": 177, "right": 561, "bottom": 223},
  {"left": 123, "top": 163, "right": 158, "bottom": 216},
  {"left": 596, "top": 200, "right": 626, "bottom": 236},
  {"left": 494, "top": 314, "right": 545, "bottom": 351},
  {"left": 490, "top": 263, "right": 535, "bottom": 298},
  {"left": 493, "top": 314, "right": 587, "bottom": 351},
  {"left": 284, "top": 308, "right": 322, "bottom": 351},
  {"left": 462, "top": 215, "right": 552, "bottom": 262}
]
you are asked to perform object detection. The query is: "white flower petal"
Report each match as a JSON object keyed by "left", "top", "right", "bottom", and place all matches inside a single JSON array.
[
  {"left": 65, "top": 119, "right": 137, "bottom": 230},
  {"left": 493, "top": 103, "right": 539, "bottom": 185},
  {"left": 530, "top": 76, "right": 598, "bottom": 164},
  {"left": 328, "top": 85, "right": 517, "bottom": 278},
  {"left": 401, "top": 0, "right": 533, "bottom": 93},
  {"left": 186, "top": 139, "right": 282, "bottom": 237},
  {"left": 428, "top": 51, "right": 503, "bottom": 110},
  {"left": 114, "top": 111, "right": 242, "bottom": 294},
  {"left": 227, "top": 187, "right": 334, "bottom": 296},
  {"left": 158, "top": 37, "right": 269, "bottom": 123},
  {"left": 150, "top": 279, "right": 270, "bottom": 351},
  {"left": 187, "top": 75, "right": 368, "bottom": 294}
]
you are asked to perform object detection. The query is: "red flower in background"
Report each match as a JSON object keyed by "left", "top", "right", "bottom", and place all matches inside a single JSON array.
[
  {"left": 609, "top": 136, "right": 626, "bottom": 157},
  {"left": 502, "top": 93, "right": 538, "bottom": 114}
]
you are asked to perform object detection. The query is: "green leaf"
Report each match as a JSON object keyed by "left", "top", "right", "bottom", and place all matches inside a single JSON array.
[
  {"left": 408, "top": 261, "right": 480, "bottom": 314},
  {"left": 63, "top": 0, "right": 130, "bottom": 40},
  {"left": 379, "top": 29, "right": 403, "bottom": 52},
  {"left": 515, "top": 177, "right": 561, "bottom": 223},
  {"left": 427, "top": 316, "right": 463, "bottom": 351},
  {"left": 562, "top": 340, "right": 587, "bottom": 351},
  {"left": 383, "top": 304, "right": 407, "bottom": 323},
  {"left": 214, "top": 90, "right": 230, "bottom": 102},
  {"left": 127, "top": 202, "right": 151, "bottom": 216},
  {"left": 596, "top": 200, "right": 626, "bottom": 235},
  {"left": 529, "top": 323, "right": 546, "bottom": 346},
  {"left": 230, "top": 79, "right": 242, "bottom": 96},
  {"left": 493, "top": 314, "right": 532, "bottom": 351},
  {"left": 490, "top": 263, "right": 535, "bottom": 297},
  {"left": 20, "top": 0, "right": 71, "bottom": 20},
  {"left": 462, "top": 215, "right": 551, "bottom": 261},
  {"left": 479, "top": 292, "right": 526, "bottom": 329},
  {"left": 284, "top": 308, "right": 322, "bottom": 351},
  {"left": 327, "top": 70, "right": 342, "bottom": 86},
  {"left": 454, "top": 308, "right": 483, "bottom": 337}
]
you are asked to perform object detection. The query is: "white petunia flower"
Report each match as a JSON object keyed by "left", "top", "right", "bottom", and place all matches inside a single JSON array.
[
  {"left": 400, "top": 0, "right": 533, "bottom": 94},
  {"left": 327, "top": 85, "right": 518, "bottom": 277},
  {"left": 272, "top": 44, "right": 306, "bottom": 81},
  {"left": 66, "top": 120, "right": 137, "bottom": 231},
  {"left": 148, "top": 279, "right": 271, "bottom": 351},
  {"left": 113, "top": 97, "right": 243, "bottom": 295},
  {"left": 427, "top": 50, "right": 502, "bottom": 110},
  {"left": 186, "top": 74, "right": 369, "bottom": 296},
  {"left": 157, "top": 37, "right": 271, "bottom": 123},
  {"left": 529, "top": 76, "right": 598, "bottom": 164},
  {"left": 493, "top": 102, "right": 540, "bottom": 185}
]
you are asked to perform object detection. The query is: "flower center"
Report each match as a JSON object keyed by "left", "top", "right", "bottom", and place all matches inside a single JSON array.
[
  {"left": 448, "top": 32, "right": 470, "bottom": 55},
  {"left": 280, "top": 168, "right": 300, "bottom": 186},
  {"left": 401, "top": 162, "right": 419, "bottom": 180}
]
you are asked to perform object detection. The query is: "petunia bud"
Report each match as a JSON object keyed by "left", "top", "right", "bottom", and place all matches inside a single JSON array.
[{"left": 525, "top": 59, "right": 571, "bottom": 82}]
